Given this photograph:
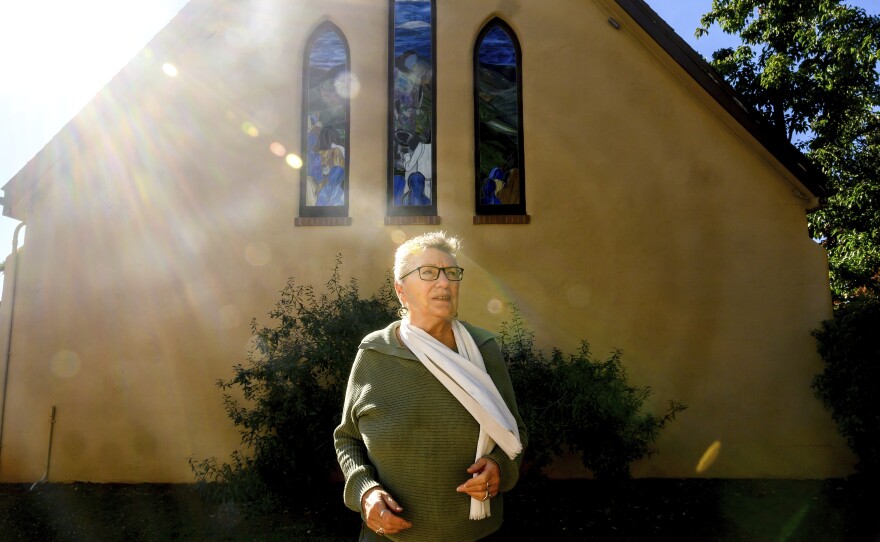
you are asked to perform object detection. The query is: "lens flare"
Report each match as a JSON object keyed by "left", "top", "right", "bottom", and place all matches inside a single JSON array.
[
  {"left": 241, "top": 121, "right": 260, "bottom": 137},
  {"left": 162, "top": 63, "right": 178, "bottom": 77},
  {"left": 285, "top": 153, "right": 303, "bottom": 169},
  {"left": 487, "top": 298, "right": 504, "bottom": 315},
  {"left": 334, "top": 71, "right": 360, "bottom": 99},
  {"left": 269, "top": 142, "right": 286, "bottom": 157},
  {"left": 246, "top": 335, "right": 269, "bottom": 361},
  {"left": 51, "top": 350, "right": 82, "bottom": 378},
  {"left": 390, "top": 230, "right": 407, "bottom": 245},
  {"left": 696, "top": 440, "right": 722, "bottom": 474},
  {"left": 245, "top": 241, "right": 271, "bottom": 267},
  {"left": 218, "top": 304, "right": 241, "bottom": 329}
]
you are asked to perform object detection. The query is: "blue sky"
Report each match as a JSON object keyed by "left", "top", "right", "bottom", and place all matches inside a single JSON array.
[{"left": 0, "top": 0, "right": 876, "bottom": 295}]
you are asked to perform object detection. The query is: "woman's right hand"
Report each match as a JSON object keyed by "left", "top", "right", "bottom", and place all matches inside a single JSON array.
[{"left": 362, "top": 486, "right": 413, "bottom": 536}]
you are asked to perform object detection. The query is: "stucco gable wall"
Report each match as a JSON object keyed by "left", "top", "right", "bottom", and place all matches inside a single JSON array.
[
  {"left": 438, "top": 0, "right": 847, "bottom": 478},
  {"left": 0, "top": 0, "right": 851, "bottom": 483}
]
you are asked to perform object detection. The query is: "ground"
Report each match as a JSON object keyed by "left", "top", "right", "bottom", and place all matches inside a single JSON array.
[{"left": 1, "top": 477, "right": 878, "bottom": 541}]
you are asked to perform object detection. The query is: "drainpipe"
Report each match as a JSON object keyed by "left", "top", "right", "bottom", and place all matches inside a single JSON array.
[
  {"left": 0, "top": 222, "right": 26, "bottom": 467},
  {"left": 30, "top": 405, "right": 56, "bottom": 490}
]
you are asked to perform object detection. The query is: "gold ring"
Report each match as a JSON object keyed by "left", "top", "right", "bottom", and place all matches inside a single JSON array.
[
  {"left": 376, "top": 526, "right": 385, "bottom": 536},
  {"left": 482, "top": 490, "right": 490, "bottom": 501}
]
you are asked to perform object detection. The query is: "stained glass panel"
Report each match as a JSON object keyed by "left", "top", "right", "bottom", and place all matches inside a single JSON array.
[
  {"left": 301, "top": 23, "right": 350, "bottom": 217},
  {"left": 388, "top": 0, "right": 436, "bottom": 215},
  {"left": 475, "top": 20, "right": 525, "bottom": 215}
]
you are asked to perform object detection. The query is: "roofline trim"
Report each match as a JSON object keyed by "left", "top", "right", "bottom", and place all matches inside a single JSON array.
[{"left": 613, "top": 0, "right": 829, "bottom": 203}]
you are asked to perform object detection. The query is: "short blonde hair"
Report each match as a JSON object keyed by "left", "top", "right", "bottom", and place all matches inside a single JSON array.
[{"left": 393, "top": 231, "right": 461, "bottom": 281}]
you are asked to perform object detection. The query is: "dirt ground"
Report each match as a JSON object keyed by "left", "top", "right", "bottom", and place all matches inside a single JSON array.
[{"left": 1, "top": 477, "right": 877, "bottom": 541}]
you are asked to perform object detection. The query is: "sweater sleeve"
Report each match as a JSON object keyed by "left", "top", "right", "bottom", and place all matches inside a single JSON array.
[
  {"left": 333, "top": 349, "right": 380, "bottom": 516},
  {"left": 480, "top": 339, "right": 528, "bottom": 494}
]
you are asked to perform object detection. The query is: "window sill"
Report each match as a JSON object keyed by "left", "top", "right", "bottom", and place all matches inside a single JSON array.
[
  {"left": 385, "top": 216, "right": 441, "bottom": 225},
  {"left": 473, "top": 215, "right": 530, "bottom": 225},
  {"left": 295, "top": 217, "right": 352, "bottom": 227}
]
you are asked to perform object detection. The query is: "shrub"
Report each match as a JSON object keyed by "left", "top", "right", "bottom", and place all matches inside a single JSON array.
[
  {"left": 500, "top": 306, "right": 687, "bottom": 480},
  {"left": 189, "top": 256, "right": 398, "bottom": 507},
  {"left": 193, "top": 262, "right": 686, "bottom": 507},
  {"left": 812, "top": 295, "right": 880, "bottom": 477},
  {"left": 498, "top": 308, "right": 565, "bottom": 475}
]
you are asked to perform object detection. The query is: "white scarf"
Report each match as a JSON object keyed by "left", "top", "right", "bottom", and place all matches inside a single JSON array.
[{"left": 398, "top": 319, "right": 522, "bottom": 520}]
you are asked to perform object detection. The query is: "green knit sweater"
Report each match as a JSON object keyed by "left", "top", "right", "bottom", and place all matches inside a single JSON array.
[{"left": 333, "top": 320, "right": 527, "bottom": 542}]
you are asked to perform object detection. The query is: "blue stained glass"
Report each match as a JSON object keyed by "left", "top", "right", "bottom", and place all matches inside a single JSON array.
[
  {"left": 394, "top": 0, "right": 432, "bottom": 61},
  {"left": 478, "top": 26, "right": 516, "bottom": 67},
  {"left": 476, "top": 21, "right": 523, "bottom": 208},
  {"left": 309, "top": 31, "right": 346, "bottom": 69},
  {"left": 390, "top": 0, "right": 434, "bottom": 208},
  {"left": 304, "top": 25, "right": 349, "bottom": 209}
]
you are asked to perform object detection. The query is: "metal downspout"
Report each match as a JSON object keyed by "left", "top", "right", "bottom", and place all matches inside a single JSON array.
[
  {"left": 0, "top": 222, "right": 26, "bottom": 467},
  {"left": 30, "top": 405, "right": 56, "bottom": 490}
]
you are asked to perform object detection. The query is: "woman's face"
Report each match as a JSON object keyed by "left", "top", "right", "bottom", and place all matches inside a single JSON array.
[{"left": 396, "top": 248, "right": 460, "bottom": 329}]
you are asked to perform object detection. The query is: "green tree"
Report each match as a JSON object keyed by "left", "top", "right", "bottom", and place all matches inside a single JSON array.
[
  {"left": 811, "top": 295, "right": 880, "bottom": 477},
  {"left": 189, "top": 257, "right": 399, "bottom": 508},
  {"left": 698, "top": 0, "right": 880, "bottom": 300}
]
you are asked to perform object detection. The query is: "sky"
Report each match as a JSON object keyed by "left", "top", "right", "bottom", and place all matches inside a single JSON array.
[{"left": 0, "top": 0, "right": 875, "bottom": 296}]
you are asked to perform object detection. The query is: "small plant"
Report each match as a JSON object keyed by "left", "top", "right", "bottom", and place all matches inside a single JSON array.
[
  {"left": 500, "top": 306, "right": 687, "bottom": 480},
  {"left": 812, "top": 295, "right": 880, "bottom": 478},
  {"left": 189, "top": 256, "right": 398, "bottom": 507},
  {"left": 557, "top": 342, "right": 686, "bottom": 479},
  {"left": 499, "top": 308, "right": 565, "bottom": 475}
]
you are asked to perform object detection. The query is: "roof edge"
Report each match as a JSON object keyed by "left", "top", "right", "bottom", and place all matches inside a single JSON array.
[
  {"left": 1, "top": 0, "right": 212, "bottom": 222},
  {"left": 614, "top": 0, "right": 829, "bottom": 207}
]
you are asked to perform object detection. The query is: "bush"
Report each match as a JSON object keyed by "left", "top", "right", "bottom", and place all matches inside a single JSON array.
[
  {"left": 193, "top": 261, "right": 686, "bottom": 507},
  {"left": 189, "top": 256, "right": 398, "bottom": 508},
  {"left": 812, "top": 295, "right": 880, "bottom": 477},
  {"left": 500, "top": 306, "right": 687, "bottom": 480}
]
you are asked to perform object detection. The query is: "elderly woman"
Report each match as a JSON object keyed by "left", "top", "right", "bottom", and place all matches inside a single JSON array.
[{"left": 334, "top": 232, "right": 527, "bottom": 541}]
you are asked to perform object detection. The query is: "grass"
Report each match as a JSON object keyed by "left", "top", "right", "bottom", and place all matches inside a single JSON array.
[{"left": 1, "top": 477, "right": 878, "bottom": 541}]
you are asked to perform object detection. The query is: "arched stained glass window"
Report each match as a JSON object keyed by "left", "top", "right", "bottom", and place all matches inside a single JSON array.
[
  {"left": 474, "top": 19, "right": 526, "bottom": 217},
  {"left": 300, "top": 22, "right": 350, "bottom": 219},
  {"left": 387, "top": 0, "right": 437, "bottom": 219}
]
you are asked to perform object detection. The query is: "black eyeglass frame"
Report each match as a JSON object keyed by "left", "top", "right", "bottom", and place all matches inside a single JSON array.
[{"left": 399, "top": 266, "right": 465, "bottom": 281}]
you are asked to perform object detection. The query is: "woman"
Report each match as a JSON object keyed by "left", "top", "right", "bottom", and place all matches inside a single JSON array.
[{"left": 334, "top": 232, "right": 527, "bottom": 541}]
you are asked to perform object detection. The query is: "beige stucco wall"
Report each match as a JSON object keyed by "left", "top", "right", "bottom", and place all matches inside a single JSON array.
[{"left": 0, "top": 0, "right": 852, "bottom": 483}]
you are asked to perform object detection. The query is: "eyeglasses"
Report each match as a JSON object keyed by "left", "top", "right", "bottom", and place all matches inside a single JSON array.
[{"left": 399, "top": 266, "right": 465, "bottom": 281}]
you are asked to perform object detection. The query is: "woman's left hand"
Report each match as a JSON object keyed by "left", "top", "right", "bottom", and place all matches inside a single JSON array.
[{"left": 456, "top": 457, "right": 500, "bottom": 501}]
